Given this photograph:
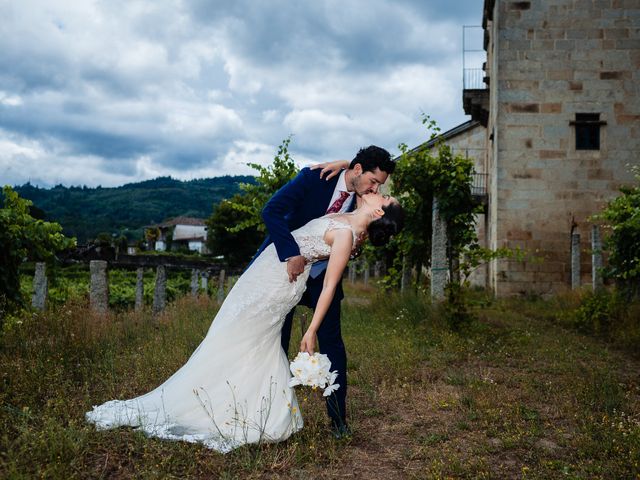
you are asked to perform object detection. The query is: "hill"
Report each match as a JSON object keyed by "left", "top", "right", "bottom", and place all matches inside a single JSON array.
[{"left": 14, "top": 176, "right": 255, "bottom": 243}]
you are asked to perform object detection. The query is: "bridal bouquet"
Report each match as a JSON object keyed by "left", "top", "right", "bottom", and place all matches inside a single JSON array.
[{"left": 289, "top": 352, "right": 340, "bottom": 397}]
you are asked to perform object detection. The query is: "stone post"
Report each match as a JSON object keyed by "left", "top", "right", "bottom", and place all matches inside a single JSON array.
[
  {"left": 571, "top": 232, "right": 581, "bottom": 290},
  {"left": 217, "top": 269, "right": 226, "bottom": 303},
  {"left": 153, "top": 265, "right": 167, "bottom": 314},
  {"left": 191, "top": 269, "right": 199, "bottom": 297},
  {"left": 89, "top": 260, "right": 109, "bottom": 314},
  {"left": 401, "top": 256, "right": 410, "bottom": 293},
  {"left": 374, "top": 261, "right": 381, "bottom": 279},
  {"left": 349, "top": 262, "right": 356, "bottom": 284},
  {"left": 32, "top": 262, "right": 48, "bottom": 310},
  {"left": 431, "top": 197, "right": 448, "bottom": 301},
  {"left": 592, "top": 225, "right": 604, "bottom": 292},
  {"left": 363, "top": 261, "right": 370, "bottom": 286},
  {"left": 135, "top": 267, "right": 144, "bottom": 311},
  {"left": 227, "top": 275, "right": 237, "bottom": 293},
  {"left": 201, "top": 274, "right": 208, "bottom": 295}
]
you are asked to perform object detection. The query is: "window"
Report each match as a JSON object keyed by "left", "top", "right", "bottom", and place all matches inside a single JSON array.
[{"left": 571, "top": 113, "right": 605, "bottom": 150}]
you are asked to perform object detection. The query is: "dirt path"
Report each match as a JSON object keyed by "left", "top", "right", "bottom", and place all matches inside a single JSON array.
[{"left": 293, "top": 310, "right": 640, "bottom": 479}]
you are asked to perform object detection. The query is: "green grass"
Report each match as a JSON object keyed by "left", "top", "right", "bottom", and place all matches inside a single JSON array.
[{"left": 1, "top": 287, "right": 639, "bottom": 479}]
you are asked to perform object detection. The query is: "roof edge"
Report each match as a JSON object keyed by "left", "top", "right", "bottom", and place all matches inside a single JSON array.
[{"left": 399, "top": 120, "right": 483, "bottom": 158}]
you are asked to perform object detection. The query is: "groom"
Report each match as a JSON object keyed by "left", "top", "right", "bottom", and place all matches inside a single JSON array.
[{"left": 257, "top": 145, "right": 395, "bottom": 436}]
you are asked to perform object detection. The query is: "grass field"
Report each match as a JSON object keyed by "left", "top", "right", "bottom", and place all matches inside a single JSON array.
[{"left": 1, "top": 286, "right": 639, "bottom": 479}]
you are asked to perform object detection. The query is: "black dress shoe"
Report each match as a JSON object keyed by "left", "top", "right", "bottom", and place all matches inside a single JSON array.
[{"left": 331, "top": 423, "right": 352, "bottom": 439}]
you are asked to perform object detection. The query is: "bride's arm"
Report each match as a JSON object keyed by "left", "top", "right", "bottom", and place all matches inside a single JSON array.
[
  {"left": 300, "top": 229, "right": 353, "bottom": 354},
  {"left": 309, "top": 160, "right": 350, "bottom": 180}
]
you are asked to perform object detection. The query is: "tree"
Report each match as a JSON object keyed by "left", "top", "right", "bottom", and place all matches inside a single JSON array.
[
  {"left": 597, "top": 165, "right": 640, "bottom": 297},
  {"left": 206, "top": 137, "right": 300, "bottom": 266},
  {"left": 93, "top": 232, "right": 112, "bottom": 247},
  {"left": 225, "top": 137, "right": 299, "bottom": 233},
  {"left": 144, "top": 227, "right": 160, "bottom": 250},
  {"left": 0, "top": 186, "right": 75, "bottom": 319},
  {"left": 115, "top": 235, "right": 129, "bottom": 254},
  {"left": 206, "top": 193, "right": 263, "bottom": 266}
]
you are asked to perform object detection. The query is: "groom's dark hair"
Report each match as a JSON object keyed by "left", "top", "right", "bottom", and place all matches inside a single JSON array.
[{"left": 349, "top": 145, "right": 395, "bottom": 175}]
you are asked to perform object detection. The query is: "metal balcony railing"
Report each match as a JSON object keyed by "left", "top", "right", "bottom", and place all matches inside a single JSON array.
[
  {"left": 471, "top": 173, "right": 488, "bottom": 198},
  {"left": 464, "top": 68, "right": 487, "bottom": 90},
  {"left": 462, "top": 26, "right": 486, "bottom": 90}
]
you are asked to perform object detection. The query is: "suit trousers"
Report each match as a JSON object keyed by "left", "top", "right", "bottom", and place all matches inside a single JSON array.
[{"left": 281, "top": 272, "right": 347, "bottom": 428}]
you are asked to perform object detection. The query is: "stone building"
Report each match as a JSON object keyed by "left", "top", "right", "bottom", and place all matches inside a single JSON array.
[{"left": 452, "top": 0, "right": 639, "bottom": 296}]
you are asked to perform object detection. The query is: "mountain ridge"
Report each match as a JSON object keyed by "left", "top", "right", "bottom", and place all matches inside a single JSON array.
[{"left": 14, "top": 175, "right": 255, "bottom": 243}]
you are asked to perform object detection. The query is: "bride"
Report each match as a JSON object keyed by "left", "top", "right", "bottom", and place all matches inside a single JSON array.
[{"left": 86, "top": 192, "right": 404, "bottom": 453}]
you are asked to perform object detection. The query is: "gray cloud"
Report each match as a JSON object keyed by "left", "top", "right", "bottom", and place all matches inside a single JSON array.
[
  {"left": 0, "top": 0, "right": 482, "bottom": 187},
  {"left": 187, "top": 0, "right": 464, "bottom": 72}
]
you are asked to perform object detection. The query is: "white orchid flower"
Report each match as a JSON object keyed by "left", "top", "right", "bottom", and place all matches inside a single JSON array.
[
  {"left": 289, "top": 352, "right": 340, "bottom": 395},
  {"left": 323, "top": 383, "right": 340, "bottom": 397}
]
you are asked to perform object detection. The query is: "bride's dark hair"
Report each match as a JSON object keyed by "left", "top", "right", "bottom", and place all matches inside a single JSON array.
[{"left": 368, "top": 201, "right": 405, "bottom": 247}]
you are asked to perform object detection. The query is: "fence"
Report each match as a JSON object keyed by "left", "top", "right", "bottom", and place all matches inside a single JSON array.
[
  {"left": 30, "top": 258, "right": 389, "bottom": 314},
  {"left": 30, "top": 260, "right": 242, "bottom": 315}
]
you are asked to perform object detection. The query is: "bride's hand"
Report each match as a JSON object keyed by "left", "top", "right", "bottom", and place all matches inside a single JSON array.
[
  {"left": 300, "top": 330, "right": 317, "bottom": 354},
  {"left": 310, "top": 160, "right": 349, "bottom": 180}
]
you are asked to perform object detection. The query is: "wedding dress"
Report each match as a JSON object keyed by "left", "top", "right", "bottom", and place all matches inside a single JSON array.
[{"left": 86, "top": 216, "right": 357, "bottom": 453}]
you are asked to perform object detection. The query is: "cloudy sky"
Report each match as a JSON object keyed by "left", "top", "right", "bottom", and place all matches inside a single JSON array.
[{"left": 0, "top": 0, "right": 483, "bottom": 188}]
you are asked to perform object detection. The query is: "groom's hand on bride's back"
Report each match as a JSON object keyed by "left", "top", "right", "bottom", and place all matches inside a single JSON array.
[{"left": 287, "top": 255, "right": 306, "bottom": 282}]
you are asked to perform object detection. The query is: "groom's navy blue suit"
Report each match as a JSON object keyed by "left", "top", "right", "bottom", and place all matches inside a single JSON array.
[{"left": 256, "top": 167, "right": 353, "bottom": 428}]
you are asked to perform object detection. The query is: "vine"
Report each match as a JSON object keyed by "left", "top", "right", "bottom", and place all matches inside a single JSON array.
[
  {"left": 382, "top": 115, "right": 482, "bottom": 288},
  {"left": 375, "top": 115, "right": 527, "bottom": 296},
  {"left": 595, "top": 165, "right": 640, "bottom": 297}
]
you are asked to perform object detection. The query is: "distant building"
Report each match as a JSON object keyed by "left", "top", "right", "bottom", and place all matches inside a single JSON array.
[
  {"left": 414, "top": 0, "right": 639, "bottom": 296},
  {"left": 152, "top": 216, "right": 209, "bottom": 254}
]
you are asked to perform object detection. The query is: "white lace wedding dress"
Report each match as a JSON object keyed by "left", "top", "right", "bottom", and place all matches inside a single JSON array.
[{"left": 86, "top": 216, "right": 356, "bottom": 453}]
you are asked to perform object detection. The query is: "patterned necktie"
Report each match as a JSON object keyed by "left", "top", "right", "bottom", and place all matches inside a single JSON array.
[{"left": 326, "top": 191, "right": 350, "bottom": 214}]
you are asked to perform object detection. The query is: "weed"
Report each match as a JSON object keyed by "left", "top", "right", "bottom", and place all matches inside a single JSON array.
[{"left": 1, "top": 288, "right": 639, "bottom": 478}]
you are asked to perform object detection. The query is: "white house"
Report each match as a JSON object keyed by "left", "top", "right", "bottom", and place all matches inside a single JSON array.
[{"left": 152, "top": 216, "right": 209, "bottom": 254}]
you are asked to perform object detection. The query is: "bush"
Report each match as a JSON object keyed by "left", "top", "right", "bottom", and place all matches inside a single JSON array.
[
  {"left": 0, "top": 186, "right": 74, "bottom": 318},
  {"left": 566, "top": 290, "right": 640, "bottom": 352},
  {"left": 443, "top": 283, "right": 474, "bottom": 331},
  {"left": 598, "top": 165, "right": 640, "bottom": 297},
  {"left": 572, "top": 292, "right": 616, "bottom": 334}
]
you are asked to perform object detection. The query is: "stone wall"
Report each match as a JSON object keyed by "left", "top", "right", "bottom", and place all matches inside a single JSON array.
[{"left": 484, "top": 0, "right": 639, "bottom": 296}]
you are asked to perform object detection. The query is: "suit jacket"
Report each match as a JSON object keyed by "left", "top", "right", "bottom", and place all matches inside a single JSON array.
[{"left": 256, "top": 167, "right": 353, "bottom": 262}]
